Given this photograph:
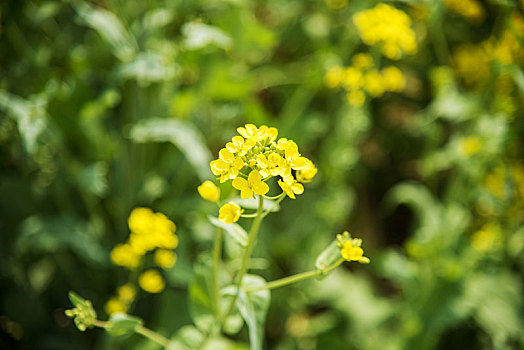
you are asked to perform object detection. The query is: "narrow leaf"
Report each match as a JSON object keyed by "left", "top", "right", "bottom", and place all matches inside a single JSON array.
[{"left": 208, "top": 216, "right": 248, "bottom": 247}]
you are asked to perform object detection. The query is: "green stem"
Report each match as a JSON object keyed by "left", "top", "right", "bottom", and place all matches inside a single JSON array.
[
  {"left": 94, "top": 320, "right": 171, "bottom": 349},
  {"left": 244, "top": 258, "right": 345, "bottom": 294},
  {"left": 261, "top": 193, "right": 285, "bottom": 218},
  {"left": 134, "top": 325, "right": 171, "bottom": 348},
  {"left": 212, "top": 228, "right": 223, "bottom": 320},
  {"left": 221, "top": 195, "right": 265, "bottom": 325}
]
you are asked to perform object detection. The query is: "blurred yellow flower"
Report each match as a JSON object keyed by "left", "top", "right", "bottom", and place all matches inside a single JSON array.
[
  {"left": 154, "top": 249, "right": 177, "bottom": 269},
  {"left": 324, "top": 65, "right": 344, "bottom": 88},
  {"left": 347, "top": 90, "right": 366, "bottom": 107},
  {"left": 128, "top": 207, "right": 154, "bottom": 236},
  {"left": 117, "top": 284, "right": 136, "bottom": 303},
  {"left": 352, "top": 53, "right": 373, "bottom": 69},
  {"left": 232, "top": 170, "right": 270, "bottom": 199},
  {"left": 219, "top": 202, "right": 244, "bottom": 223},
  {"left": 104, "top": 297, "right": 127, "bottom": 315},
  {"left": 381, "top": 66, "right": 406, "bottom": 92},
  {"left": 197, "top": 180, "right": 220, "bottom": 202},
  {"left": 444, "top": 0, "right": 485, "bottom": 22},
  {"left": 459, "top": 136, "right": 482, "bottom": 156},
  {"left": 353, "top": 4, "right": 417, "bottom": 60},
  {"left": 471, "top": 224, "right": 501, "bottom": 252},
  {"left": 139, "top": 269, "right": 165, "bottom": 294},
  {"left": 110, "top": 244, "right": 141, "bottom": 269}
]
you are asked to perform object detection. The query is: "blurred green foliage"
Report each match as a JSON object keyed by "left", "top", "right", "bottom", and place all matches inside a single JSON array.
[{"left": 1, "top": 0, "right": 523, "bottom": 349}]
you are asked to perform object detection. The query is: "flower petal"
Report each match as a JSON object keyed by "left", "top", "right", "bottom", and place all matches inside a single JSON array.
[
  {"left": 232, "top": 177, "right": 249, "bottom": 190},
  {"left": 252, "top": 181, "right": 269, "bottom": 196}
]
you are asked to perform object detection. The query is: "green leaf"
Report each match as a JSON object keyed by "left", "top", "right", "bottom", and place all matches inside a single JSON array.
[
  {"left": 182, "top": 22, "right": 232, "bottom": 50},
  {"left": 105, "top": 313, "right": 143, "bottom": 337},
  {"left": 315, "top": 240, "right": 340, "bottom": 271},
  {"left": 68, "top": 291, "right": 88, "bottom": 308},
  {"left": 72, "top": 0, "right": 136, "bottom": 61},
  {"left": 170, "top": 325, "right": 204, "bottom": 349},
  {"left": 208, "top": 216, "right": 248, "bottom": 247},
  {"left": 129, "top": 118, "right": 213, "bottom": 181},
  {"left": 235, "top": 275, "right": 270, "bottom": 350},
  {"left": 188, "top": 255, "right": 217, "bottom": 333}
]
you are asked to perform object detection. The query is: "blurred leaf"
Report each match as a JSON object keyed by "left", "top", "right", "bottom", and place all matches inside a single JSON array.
[
  {"left": 72, "top": 0, "right": 137, "bottom": 61},
  {"left": 182, "top": 22, "right": 232, "bottom": 50},
  {"left": 16, "top": 215, "right": 107, "bottom": 265},
  {"left": 117, "top": 51, "right": 177, "bottom": 85},
  {"left": 170, "top": 325, "right": 204, "bottom": 349},
  {"left": 129, "top": 118, "right": 213, "bottom": 181},
  {"left": 0, "top": 90, "right": 47, "bottom": 155},
  {"left": 106, "top": 313, "right": 143, "bottom": 337},
  {"left": 236, "top": 274, "right": 270, "bottom": 350},
  {"left": 188, "top": 255, "right": 217, "bottom": 333},
  {"left": 208, "top": 216, "right": 248, "bottom": 247}
]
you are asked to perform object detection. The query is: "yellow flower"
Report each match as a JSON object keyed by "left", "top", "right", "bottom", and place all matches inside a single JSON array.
[
  {"left": 197, "top": 180, "right": 220, "bottom": 202},
  {"left": 232, "top": 170, "right": 269, "bottom": 199},
  {"left": 353, "top": 4, "right": 417, "bottom": 60},
  {"left": 257, "top": 153, "right": 283, "bottom": 178},
  {"left": 210, "top": 148, "right": 245, "bottom": 183},
  {"left": 364, "top": 69, "right": 385, "bottom": 97},
  {"left": 281, "top": 140, "right": 309, "bottom": 170},
  {"left": 444, "top": 0, "right": 485, "bottom": 22},
  {"left": 110, "top": 244, "right": 141, "bottom": 269},
  {"left": 352, "top": 53, "right": 373, "bottom": 69},
  {"left": 128, "top": 207, "right": 154, "bottom": 236},
  {"left": 256, "top": 125, "right": 278, "bottom": 142},
  {"left": 226, "top": 136, "right": 256, "bottom": 156},
  {"left": 296, "top": 160, "right": 318, "bottom": 183},
  {"left": 154, "top": 249, "right": 177, "bottom": 269},
  {"left": 237, "top": 124, "right": 260, "bottom": 141},
  {"left": 381, "top": 66, "right": 405, "bottom": 92},
  {"left": 346, "top": 90, "right": 366, "bottom": 107},
  {"left": 471, "top": 224, "right": 501, "bottom": 252},
  {"left": 117, "top": 284, "right": 136, "bottom": 303},
  {"left": 139, "top": 269, "right": 165, "bottom": 294},
  {"left": 105, "top": 297, "right": 127, "bottom": 315},
  {"left": 219, "top": 202, "right": 244, "bottom": 224},
  {"left": 340, "top": 239, "right": 370, "bottom": 263},
  {"left": 459, "top": 136, "right": 482, "bottom": 156},
  {"left": 325, "top": 66, "right": 344, "bottom": 88},
  {"left": 343, "top": 67, "right": 363, "bottom": 90},
  {"left": 278, "top": 178, "right": 304, "bottom": 199}
]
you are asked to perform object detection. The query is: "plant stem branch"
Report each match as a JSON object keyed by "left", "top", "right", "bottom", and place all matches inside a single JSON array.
[
  {"left": 134, "top": 325, "right": 171, "bottom": 348},
  {"left": 244, "top": 258, "right": 345, "bottom": 294},
  {"left": 212, "top": 228, "right": 223, "bottom": 320}
]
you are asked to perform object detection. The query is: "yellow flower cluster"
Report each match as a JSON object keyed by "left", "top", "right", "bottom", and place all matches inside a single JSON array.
[
  {"left": 444, "top": 0, "right": 485, "bottom": 22},
  {"left": 209, "top": 124, "right": 317, "bottom": 223},
  {"left": 453, "top": 14, "right": 523, "bottom": 86},
  {"left": 325, "top": 54, "right": 406, "bottom": 107},
  {"left": 110, "top": 208, "right": 178, "bottom": 270},
  {"left": 105, "top": 284, "right": 137, "bottom": 315},
  {"left": 336, "top": 231, "right": 370, "bottom": 263},
  {"left": 138, "top": 269, "right": 166, "bottom": 294},
  {"left": 353, "top": 4, "right": 417, "bottom": 60}
]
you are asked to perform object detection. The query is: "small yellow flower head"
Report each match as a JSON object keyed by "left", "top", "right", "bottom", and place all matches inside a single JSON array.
[
  {"left": 219, "top": 202, "right": 244, "bottom": 223},
  {"left": 64, "top": 294, "right": 97, "bottom": 332},
  {"left": 111, "top": 243, "right": 141, "bottom": 269},
  {"left": 197, "top": 180, "right": 220, "bottom": 202},
  {"left": 471, "top": 224, "right": 501, "bottom": 252},
  {"left": 364, "top": 69, "right": 385, "bottom": 98},
  {"left": 210, "top": 148, "right": 245, "bottom": 183},
  {"left": 343, "top": 67, "right": 364, "bottom": 90},
  {"left": 128, "top": 207, "right": 154, "bottom": 236},
  {"left": 232, "top": 169, "right": 270, "bottom": 199},
  {"left": 337, "top": 231, "right": 370, "bottom": 263},
  {"left": 105, "top": 297, "right": 127, "bottom": 315},
  {"left": 139, "top": 269, "right": 166, "bottom": 294},
  {"left": 353, "top": 4, "right": 417, "bottom": 60},
  {"left": 278, "top": 177, "right": 304, "bottom": 199},
  {"left": 459, "top": 136, "right": 482, "bottom": 156},
  {"left": 352, "top": 53, "right": 373, "bottom": 69},
  {"left": 117, "top": 284, "right": 136, "bottom": 303},
  {"left": 381, "top": 66, "right": 406, "bottom": 92},
  {"left": 154, "top": 249, "right": 177, "bottom": 269},
  {"left": 444, "top": 0, "right": 485, "bottom": 22},
  {"left": 296, "top": 159, "right": 318, "bottom": 183},
  {"left": 347, "top": 90, "right": 366, "bottom": 107},
  {"left": 325, "top": 65, "right": 345, "bottom": 88}
]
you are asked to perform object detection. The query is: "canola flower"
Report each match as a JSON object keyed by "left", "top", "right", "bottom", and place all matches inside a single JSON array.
[
  {"left": 337, "top": 231, "right": 370, "bottom": 264},
  {"left": 353, "top": 4, "right": 417, "bottom": 60},
  {"left": 325, "top": 54, "right": 406, "bottom": 107},
  {"left": 139, "top": 269, "right": 166, "bottom": 294},
  {"left": 444, "top": 0, "right": 485, "bottom": 22},
  {"left": 197, "top": 180, "right": 220, "bottom": 202},
  {"left": 208, "top": 124, "right": 317, "bottom": 223}
]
